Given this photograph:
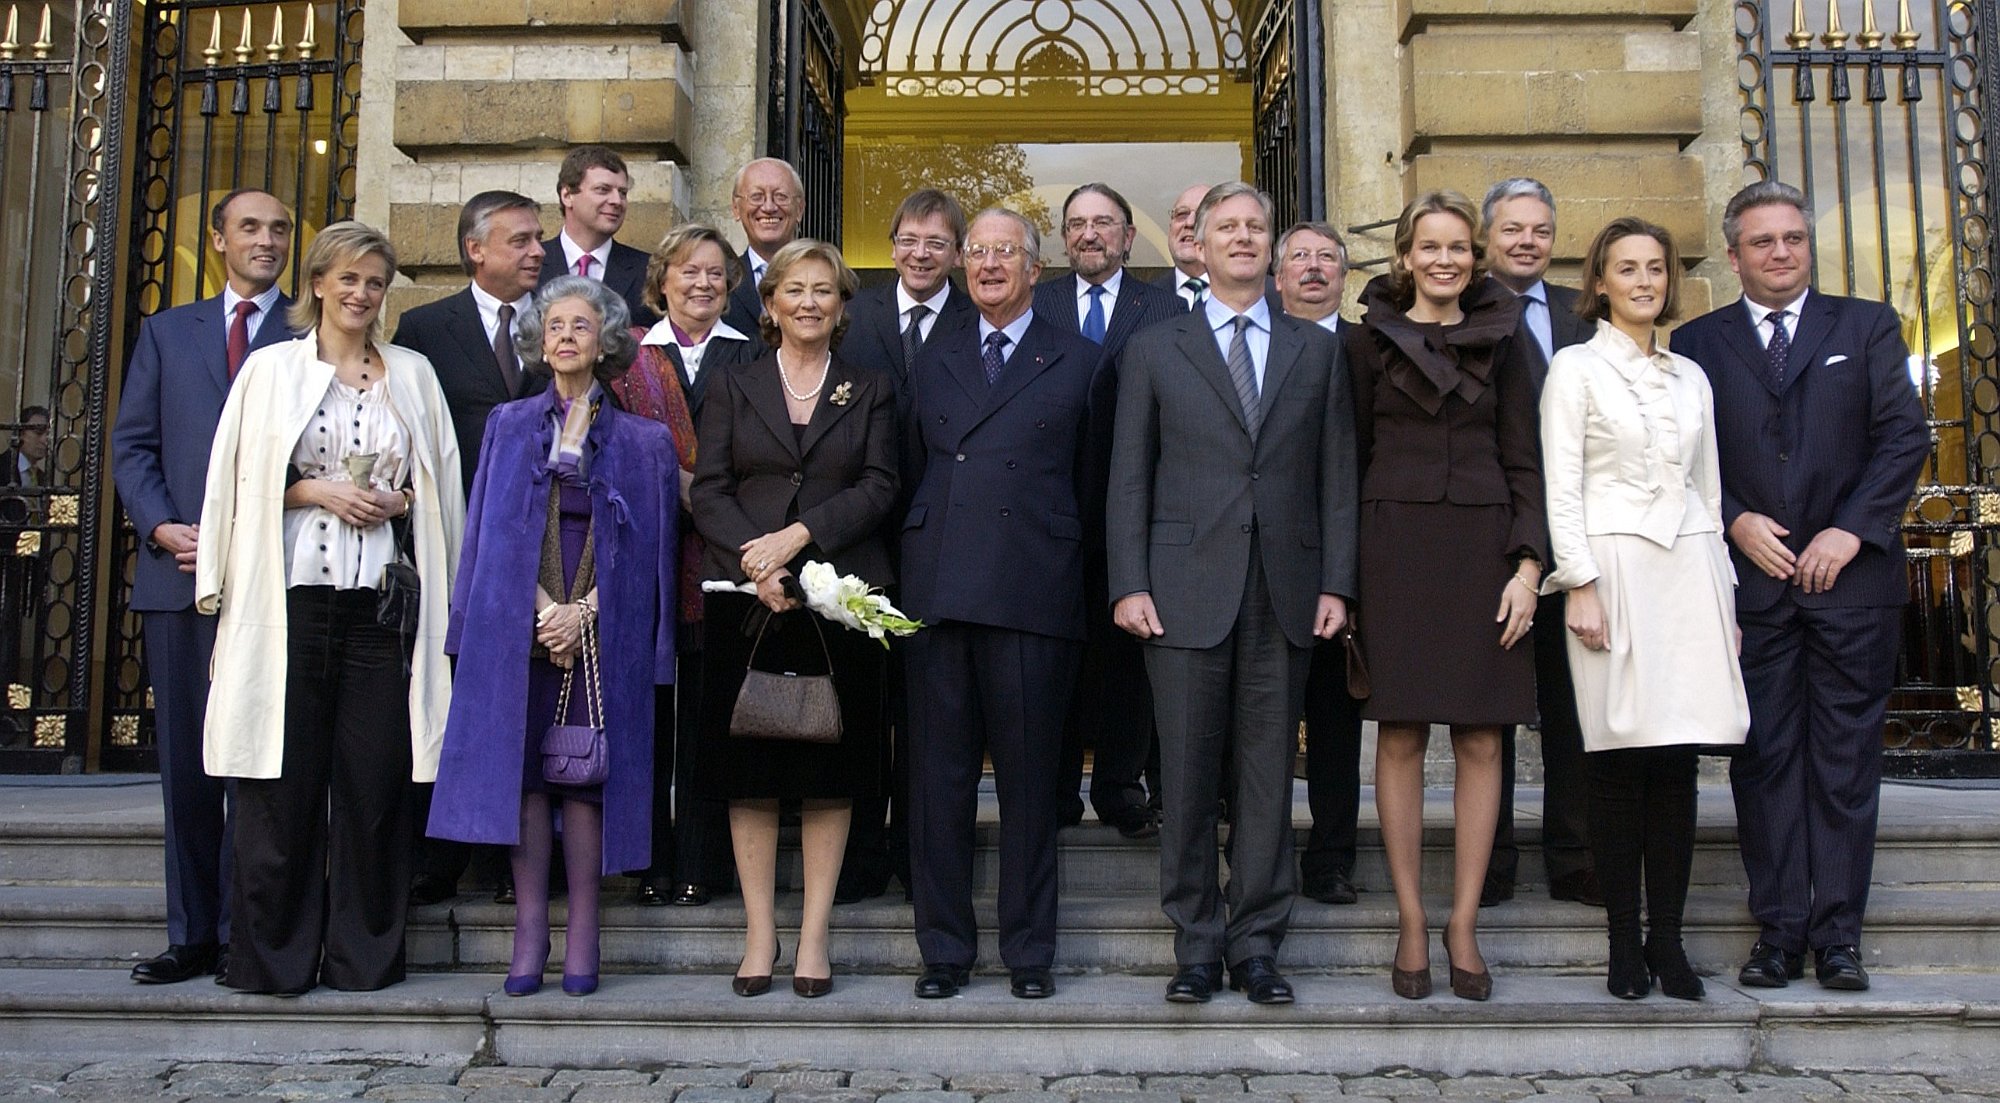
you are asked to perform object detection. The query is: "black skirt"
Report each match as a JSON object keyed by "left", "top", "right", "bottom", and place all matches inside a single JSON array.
[{"left": 695, "top": 591, "right": 886, "bottom": 800}]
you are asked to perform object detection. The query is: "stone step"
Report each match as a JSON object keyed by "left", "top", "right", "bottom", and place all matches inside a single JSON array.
[
  {"left": 1, "top": 966, "right": 1995, "bottom": 1078},
  {"left": 7, "top": 882, "right": 1997, "bottom": 975}
]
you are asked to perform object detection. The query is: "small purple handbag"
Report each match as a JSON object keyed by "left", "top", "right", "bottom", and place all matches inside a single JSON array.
[{"left": 541, "top": 614, "right": 609, "bottom": 786}]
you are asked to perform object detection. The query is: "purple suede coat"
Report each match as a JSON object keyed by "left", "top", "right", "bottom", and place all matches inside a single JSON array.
[{"left": 426, "top": 390, "right": 678, "bottom": 874}]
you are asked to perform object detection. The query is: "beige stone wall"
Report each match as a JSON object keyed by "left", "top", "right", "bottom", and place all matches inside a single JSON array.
[{"left": 688, "top": 0, "right": 767, "bottom": 242}]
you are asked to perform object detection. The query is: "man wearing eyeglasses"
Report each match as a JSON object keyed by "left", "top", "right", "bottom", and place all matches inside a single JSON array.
[
  {"left": 901, "top": 207, "right": 1105, "bottom": 1001},
  {"left": 1032, "top": 182, "right": 1186, "bottom": 840},
  {"left": 833, "top": 189, "right": 977, "bottom": 906},
  {"left": 722, "top": 157, "right": 806, "bottom": 335},
  {"left": 1156, "top": 183, "right": 1214, "bottom": 309}
]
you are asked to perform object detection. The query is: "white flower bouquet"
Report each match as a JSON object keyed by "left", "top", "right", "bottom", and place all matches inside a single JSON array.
[{"left": 702, "top": 561, "right": 922, "bottom": 648}]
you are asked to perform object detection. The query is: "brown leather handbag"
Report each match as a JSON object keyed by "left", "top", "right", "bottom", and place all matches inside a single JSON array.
[{"left": 729, "top": 609, "right": 843, "bottom": 744}]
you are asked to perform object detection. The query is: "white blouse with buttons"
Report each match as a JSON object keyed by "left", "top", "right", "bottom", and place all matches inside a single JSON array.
[{"left": 282, "top": 377, "right": 411, "bottom": 589}]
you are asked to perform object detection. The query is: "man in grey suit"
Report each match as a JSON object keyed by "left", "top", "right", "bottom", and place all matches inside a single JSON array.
[
  {"left": 1108, "top": 182, "right": 1358, "bottom": 1005},
  {"left": 1478, "top": 177, "right": 1601, "bottom": 909}
]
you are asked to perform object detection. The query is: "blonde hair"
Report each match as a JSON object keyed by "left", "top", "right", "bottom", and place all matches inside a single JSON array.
[
  {"left": 286, "top": 221, "right": 399, "bottom": 338},
  {"left": 644, "top": 223, "right": 741, "bottom": 315},
  {"left": 756, "top": 238, "right": 859, "bottom": 348},
  {"left": 1387, "top": 190, "right": 1483, "bottom": 307}
]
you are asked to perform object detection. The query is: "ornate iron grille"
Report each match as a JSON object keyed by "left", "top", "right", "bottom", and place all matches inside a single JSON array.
[
  {"left": 0, "top": 1, "right": 133, "bottom": 770},
  {"left": 768, "top": 0, "right": 845, "bottom": 244},
  {"left": 1250, "top": 0, "right": 1321, "bottom": 227},
  {"left": 1737, "top": 0, "right": 2000, "bottom": 774},
  {"left": 98, "top": 0, "right": 362, "bottom": 771}
]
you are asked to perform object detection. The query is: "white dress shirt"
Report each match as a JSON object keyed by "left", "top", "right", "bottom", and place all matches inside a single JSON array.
[
  {"left": 1202, "top": 295, "right": 1272, "bottom": 391},
  {"left": 1075, "top": 269, "right": 1125, "bottom": 323},
  {"left": 558, "top": 231, "right": 613, "bottom": 279},
  {"left": 1744, "top": 289, "right": 1809, "bottom": 348},
  {"left": 977, "top": 309, "right": 1036, "bottom": 366},
  {"left": 639, "top": 316, "right": 751, "bottom": 385},
  {"left": 221, "top": 283, "right": 284, "bottom": 343},
  {"left": 896, "top": 282, "right": 952, "bottom": 345},
  {"left": 469, "top": 280, "right": 533, "bottom": 347}
]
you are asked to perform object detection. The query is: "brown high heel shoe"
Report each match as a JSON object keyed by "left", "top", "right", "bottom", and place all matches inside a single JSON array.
[
  {"left": 1444, "top": 946, "right": 1491, "bottom": 1001},
  {"left": 1390, "top": 932, "right": 1433, "bottom": 999},
  {"left": 732, "top": 940, "right": 782, "bottom": 997},
  {"left": 792, "top": 974, "right": 833, "bottom": 998}
]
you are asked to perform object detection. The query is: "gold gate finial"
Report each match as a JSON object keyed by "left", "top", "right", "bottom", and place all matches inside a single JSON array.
[
  {"left": 1787, "top": 0, "right": 1814, "bottom": 48},
  {"left": 0, "top": 7, "right": 18, "bottom": 63},
  {"left": 1891, "top": 0, "right": 1921, "bottom": 48},
  {"left": 298, "top": 6, "right": 316, "bottom": 59},
  {"left": 202, "top": 10, "right": 222, "bottom": 65},
  {"left": 265, "top": 6, "right": 283, "bottom": 61},
  {"left": 1821, "top": 0, "right": 1849, "bottom": 48},
  {"left": 1859, "top": 0, "right": 1884, "bottom": 48},
  {"left": 232, "top": 7, "right": 252, "bottom": 64},
  {"left": 29, "top": 2, "right": 49, "bottom": 59}
]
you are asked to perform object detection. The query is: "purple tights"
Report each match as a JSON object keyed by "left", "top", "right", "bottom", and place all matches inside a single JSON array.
[{"left": 511, "top": 793, "right": 604, "bottom": 980}]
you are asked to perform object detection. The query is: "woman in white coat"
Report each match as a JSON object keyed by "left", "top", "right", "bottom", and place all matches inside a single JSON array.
[
  {"left": 1538, "top": 217, "right": 1748, "bottom": 1002},
  {"left": 196, "top": 221, "right": 464, "bottom": 994}
]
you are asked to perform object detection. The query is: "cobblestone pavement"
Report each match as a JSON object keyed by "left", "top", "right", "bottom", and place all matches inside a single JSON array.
[{"left": 3, "top": 1061, "right": 1999, "bottom": 1103}]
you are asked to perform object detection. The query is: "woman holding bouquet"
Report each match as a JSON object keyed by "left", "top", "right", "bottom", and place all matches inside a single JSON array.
[{"left": 690, "top": 238, "right": 899, "bottom": 998}]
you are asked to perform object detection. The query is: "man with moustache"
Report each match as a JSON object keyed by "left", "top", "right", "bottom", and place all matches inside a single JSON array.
[
  {"left": 1157, "top": 183, "right": 1213, "bottom": 308},
  {"left": 538, "top": 145, "right": 657, "bottom": 327},
  {"left": 1033, "top": 182, "right": 1185, "bottom": 837},
  {"left": 393, "top": 189, "right": 549, "bottom": 905},
  {"left": 1478, "top": 177, "right": 1601, "bottom": 909},
  {"left": 113, "top": 188, "right": 296, "bottom": 983},
  {"left": 1272, "top": 220, "right": 1363, "bottom": 906},
  {"left": 902, "top": 208, "right": 1104, "bottom": 1001},
  {"left": 1109, "top": 183, "right": 1357, "bottom": 1005},
  {"left": 834, "top": 188, "right": 976, "bottom": 904},
  {"left": 1671, "top": 181, "right": 1925, "bottom": 992},
  {"left": 722, "top": 157, "right": 805, "bottom": 334}
]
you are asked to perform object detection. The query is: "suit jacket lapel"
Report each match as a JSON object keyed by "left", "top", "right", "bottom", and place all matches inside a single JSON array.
[
  {"left": 1177, "top": 316, "right": 1252, "bottom": 436},
  {"left": 798, "top": 360, "right": 866, "bottom": 457},
  {"left": 607, "top": 244, "right": 646, "bottom": 307},
  {"left": 743, "top": 358, "right": 802, "bottom": 460},
  {"left": 1722, "top": 300, "right": 1782, "bottom": 397},
  {"left": 1259, "top": 316, "right": 1306, "bottom": 424},
  {"left": 1104, "top": 282, "right": 1147, "bottom": 351},
  {"left": 1779, "top": 292, "right": 1837, "bottom": 394},
  {"left": 1042, "top": 281, "right": 1080, "bottom": 334},
  {"left": 195, "top": 301, "right": 231, "bottom": 394},
  {"left": 977, "top": 323, "right": 1061, "bottom": 422},
  {"left": 445, "top": 290, "right": 511, "bottom": 398},
  {"left": 249, "top": 295, "right": 296, "bottom": 352}
]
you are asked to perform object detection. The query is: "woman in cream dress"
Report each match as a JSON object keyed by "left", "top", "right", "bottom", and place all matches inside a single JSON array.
[{"left": 1539, "top": 217, "right": 1748, "bottom": 1002}]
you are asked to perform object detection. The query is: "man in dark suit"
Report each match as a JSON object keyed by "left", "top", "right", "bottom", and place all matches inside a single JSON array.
[
  {"left": 1033, "top": 182, "right": 1186, "bottom": 838},
  {"left": 1671, "top": 180, "right": 1926, "bottom": 992},
  {"left": 1479, "top": 177, "right": 1601, "bottom": 909},
  {"left": 833, "top": 188, "right": 975, "bottom": 905},
  {"left": 1273, "top": 220, "right": 1363, "bottom": 906},
  {"left": 537, "top": 145, "right": 657, "bottom": 328},
  {"left": 902, "top": 208, "right": 1104, "bottom": 1001},
  {"left": 1109, "top": 182, "right": 1357, "bottom": 1005},
  {"left": 721, "top": 157, "right": 805, "bottom": 336},
  {"left": 393, "top": 189, "right": 549, "bottom": 903},
  {"left": 111, "top": 188, "right": 295, "bottom": 984},
  {"left": 1155, "top": 183, "right": 1212, "bottom": 309},
  {"left": 1, "top": 405, "right": 50, "bottom": 488}
]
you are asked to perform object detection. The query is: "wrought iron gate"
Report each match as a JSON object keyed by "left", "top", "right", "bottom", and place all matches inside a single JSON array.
[
  {"left": 767, "top": 0, "right": 844, "bottom": 245},
  {"left": 1737, "top": 0, "right": 2000, "bottom": 773},
  {"left": 1249, "top": 0, "right": 1323, "bottom": 227}
]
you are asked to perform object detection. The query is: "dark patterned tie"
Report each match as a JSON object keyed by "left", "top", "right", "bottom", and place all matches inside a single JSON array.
[
  {"left": 494, "top": 303, "right": 522, "bottom": 395},
  {"left": 1766, "top": 309, "right": 1792, "bottom": 388},
  {"left": 227, "top": 300, "right": 256, "bottom": 379},
  {"left": 982, "top": 330, "right": 1009, "bottom": 385},
  {"left": 902, "top": 303, "right": 931, "bottom": 368},
  {"left": 1081, "top": 285, "right": 1106, "bottom": 344},
  {"left": 1226, "top": 315, "right": 1261, "bottom": 440},
  {"left": 1184, "top": 277, "right": 1207, "bottom": 309}
]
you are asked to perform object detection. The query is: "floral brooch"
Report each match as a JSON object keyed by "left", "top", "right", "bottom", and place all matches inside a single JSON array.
[{"left": 829, "top": 380, "right": 854, "bottom": 406}]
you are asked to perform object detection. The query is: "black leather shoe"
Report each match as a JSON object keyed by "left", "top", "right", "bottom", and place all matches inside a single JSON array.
[
  {"left": 671, "top": 883, "right": 712, "bottom": 907},
  {"left": 1165, "top": 962, "right": 1224, "bottom": 1004},
  {"left": 212, "top": 944, "right": 230, "bottom": 985},
  {"left": 1549, "top": 869, "right": 1606, "bottom": 907},
  {"left": 634, "top": 879, "right": 668, "bottom": 907},
  {"left": 1100, "top": 805, "right": 1160, "bottom": 840},
  {"left": 492, "top": 873, "right": 515, "bottom": 905},
  {"left": 408, "top": 874, "right": 458, "bottom": 907},
  {"left": 1479, "top": 875, "right": 1514, "bottom": 908},
  {"left": 1302, "top": 869, "right": 1358, "bottom": 905},
  {"left": 1228, "top": 956, "right": 1295, "bottom": 1004},
  {"left": 1009, "top": 967, "right": 1055, "bottom": 999},
  {"left": 914, "top": 963, "right": 971, "bottom": 999},
  {"left": 1737, "top": 940, "right": 1806, "bottom": 988},
  {"left": 131, "top": 943, "right": 219, "bottom": 985},
  {"left": 1814, "top": 944, "right": 1870, "bottom": 991}
]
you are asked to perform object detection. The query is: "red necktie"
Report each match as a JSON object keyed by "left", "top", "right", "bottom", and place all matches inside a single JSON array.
[
  {"left": 575, "top": 254, "right": 594, "bottom": 278},
  {"left": 227, "top": 300, "right": 257, "bottom": 379}
]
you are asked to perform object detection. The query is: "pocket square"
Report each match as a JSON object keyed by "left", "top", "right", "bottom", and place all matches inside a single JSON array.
[{"left": 1825, "top": 354, "right": 1850, "bottom": 366}]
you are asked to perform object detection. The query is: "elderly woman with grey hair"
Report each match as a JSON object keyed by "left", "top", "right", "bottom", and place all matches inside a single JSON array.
[{"left": 428, "top": 274, "right": 679, "bottom": 998}]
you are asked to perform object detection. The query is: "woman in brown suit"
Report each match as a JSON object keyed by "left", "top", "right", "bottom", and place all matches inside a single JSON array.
[
  {"left": 689, "top": 239, "right": 898, "bottom": 998},
  {"left": 1346, "top": 190, "right": 1546, "bottom": 1002}
]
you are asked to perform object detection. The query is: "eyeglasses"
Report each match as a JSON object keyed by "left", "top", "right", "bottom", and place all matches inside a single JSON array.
[
  {"left": 1063, "top": 216, "right": 1124, "bottom": 235},
  {"left": 963, "top": 242, "right": 1027, "bottom": 262},
  {"left": 892, "top": 235, "right": 956, "bottom": 255},
  {"left": 736, "top": 190, "right": 797, "bottom": 208},
  {"left": 1285, "top": 249, "right": 1345, "bottom": 268}
]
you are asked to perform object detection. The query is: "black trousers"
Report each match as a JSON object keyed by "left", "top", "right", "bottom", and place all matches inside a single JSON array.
[
  {"left": 1492, "top": 592, "right": 1594, "bottom": 886},
  {"left": 143, "top": 608, "right": 233, "bottom": 947},
  {"left": 1733, "top": 596, "right": 1899, "bottom": 951},
  {"left": 907, "top": 621, "right": 1080, "bottom": 970},
  {"left": 1300, "top": 635, "right": 1363, "bottom": 882},
  {"left": 843, "top": 647, "right": 910, "bottom": 890},
  {"left": 1058, "top": 609, "right": 1159, "bottom": 822},
  {"left": 645, "top": 649, "right": 733, "bottom": 885},
  {"left": 1147, "top": 547, "right": 1309, "bottom": 967},
  {"left": 225, "top": 587, "right": 414, "bottom": 993}
]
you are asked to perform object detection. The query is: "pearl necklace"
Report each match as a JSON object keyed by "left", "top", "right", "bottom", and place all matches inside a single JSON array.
[{"left": 777, "top": 348, "right": 830, "bottom": 401}]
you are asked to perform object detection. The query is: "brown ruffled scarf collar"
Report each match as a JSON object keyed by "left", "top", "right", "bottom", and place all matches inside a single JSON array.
[{"left": 1357, "top": 274, "right": 1524, "bottom": 416}]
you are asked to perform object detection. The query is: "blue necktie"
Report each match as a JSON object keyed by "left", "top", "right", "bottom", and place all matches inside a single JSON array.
[
  {"left": 982, "top": 331, "right": 1009, "bottom": 385},
  {"left": 1766, "top": 309, "right": 1792, "bottom": 388},
  {"left": 1081, "top": 285, "right": 1107, "bottom": 344}
]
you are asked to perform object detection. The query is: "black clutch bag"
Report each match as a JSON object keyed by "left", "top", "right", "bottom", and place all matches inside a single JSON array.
[{"left": 376, "top": 514, "right": 420, "bottom": 671}]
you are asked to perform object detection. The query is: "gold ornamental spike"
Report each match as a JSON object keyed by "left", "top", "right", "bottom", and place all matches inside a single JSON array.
[
  {"left": 202, "top": 9, "right": 222, "bottom": 65},
  {"left": 264, "top": 5, "right": 283, "bottom": 60},
  {"left": 29, "top": 2, "right": 49, "bottom": 59},
  {"left": 232, "top": 7, "right": 252, "bottom": 64},
  {"left": 1892, "top": 0, "right": 1920, "bottom": 48},
  {"left": 1, "top": 7, "right": 19, "bottom": 63},
  {"left": 1787, "top": 0, "right": 1814, "bottom": 48},
  {"left": 1858, "top": 0, "right": 1884, "bottom": 48},
  {"left": 1821, "top": 0, "right": 1849, "bottom": 48},
  {"left": 298, "top": 5, "right": 316, "bottom": 59}
]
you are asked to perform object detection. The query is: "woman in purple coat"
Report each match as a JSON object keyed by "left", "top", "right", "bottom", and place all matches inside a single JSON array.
[{"left": 427, "top": 275, "right": 677, "bottom": 997}]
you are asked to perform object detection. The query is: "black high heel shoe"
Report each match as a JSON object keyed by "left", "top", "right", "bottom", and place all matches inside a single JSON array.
[
  {"left": 1606, "top": 934, "right": 1650, "bottom": 1000},
  {"left": 732, "top": 940, "right": 783, "bottom": 997},
  {"left": 1645, "top": 937, "right": 1705, "bottom": 1000}
]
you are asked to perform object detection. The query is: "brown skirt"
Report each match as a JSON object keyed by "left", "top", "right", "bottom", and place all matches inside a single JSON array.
[{"left": 1356, "top": 499, "right": 1536, "bottom": 725}]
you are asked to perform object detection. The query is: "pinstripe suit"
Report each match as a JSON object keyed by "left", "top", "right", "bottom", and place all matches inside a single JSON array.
[{"left": 1671, "top": 289, "right": 1926, "bottom": 951}]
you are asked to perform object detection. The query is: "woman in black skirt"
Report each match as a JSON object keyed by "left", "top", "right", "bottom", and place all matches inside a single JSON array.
[{"left": 690, "top": 238, "right": 898, "bottom": 998}]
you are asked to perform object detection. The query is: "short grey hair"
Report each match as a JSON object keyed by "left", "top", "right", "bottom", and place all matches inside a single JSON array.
[
  {"left": 733, "top": 157, "right": 806, "bottom": 202},
  {"left": 1193, "top": 182, "right": 1276, "bottom": 241},
  {"left": 516, "top": 274, "right": 637, "bottom": 382},
  {"left": 1275, "top": 221, "right": 1348, "bottom": 270},
  {"left": 1480, "top": 178, "right": 1556, "bottom": 232},
  {"left": 1722, "top": 180, "right": 1814, "bottom": 248},
  {"left": 458, "top": 190, "right": 540, "bottom": 276},
  {"left": 966, "top": 207, "right": 1042, "bottom": 266}
]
